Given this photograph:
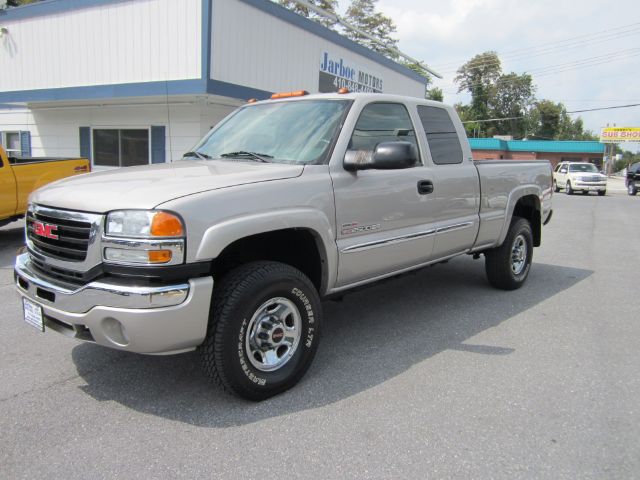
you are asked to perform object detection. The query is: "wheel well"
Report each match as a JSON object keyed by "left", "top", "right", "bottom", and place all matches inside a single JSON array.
[
  {"left": 211, "top": 229, "right": 325, "bottom": 292},
  {"left": 513, "top": 195, "right": 541, "bottom": 246}
]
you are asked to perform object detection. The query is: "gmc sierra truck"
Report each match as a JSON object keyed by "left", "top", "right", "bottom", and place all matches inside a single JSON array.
[{"left": 15, "top": 92, "right": 553, "bottom": 400}]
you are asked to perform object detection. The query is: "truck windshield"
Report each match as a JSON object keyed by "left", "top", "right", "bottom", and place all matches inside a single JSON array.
[
  {"left": 569, "top": 163, "right": 598, "bottom": 173},
  {"left": 189, "top": 100, "right": 350, "bottom": 165}
]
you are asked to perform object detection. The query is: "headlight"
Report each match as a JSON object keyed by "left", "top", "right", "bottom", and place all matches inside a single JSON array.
[
  {"left": 106, "top": 210, "right": 184, "bottom": 238},
  {"left": 103, "top": 210, "right": 185, "bottom": 266}
]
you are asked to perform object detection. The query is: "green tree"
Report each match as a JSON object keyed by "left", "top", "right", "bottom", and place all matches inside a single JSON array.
[
  {"left": 454, "top": 51, "right": 502, "bottom": 122},
  {"left": 427, "top": 87, "right": 443, "bottom": 102},
  {"left": 489, "top": 72, "right": 535, "bottom": 138},
  {"left": 6, "top": 0, "right": 41, "bottom": 6},
  {"left": 344, "top": 0, "right": 399, "bottom": 59},
  {"left": 278, "top": 1, "right": 339, "bottom": 29},
  {"left": 526, "top": 100, "right": 594, "bottom": 140},
  {"left": 455, "top": 103, "right": 481, "bottom": 137}
]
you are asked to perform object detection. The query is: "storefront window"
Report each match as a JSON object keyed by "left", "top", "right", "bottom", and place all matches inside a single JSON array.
[
  {"left": 93, "top": 129, "right": 149, "bottom": 167},
  {"left": 1, "top": 131, "right": 21, "bottom": 157}
]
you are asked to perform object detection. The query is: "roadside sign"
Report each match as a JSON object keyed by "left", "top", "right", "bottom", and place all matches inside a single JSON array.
[{"left": 600, "top": 127, "right": 640, "bottom": 143}]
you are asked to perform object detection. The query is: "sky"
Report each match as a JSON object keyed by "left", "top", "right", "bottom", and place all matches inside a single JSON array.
[{"left": 338, "top": 0, "right": 640, "bottom": 152}]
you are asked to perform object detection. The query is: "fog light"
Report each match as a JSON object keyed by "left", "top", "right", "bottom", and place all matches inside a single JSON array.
[
  {"left": 102, "top": 317, "right": 129, "bottom": 346},
  {"left": 104, "top": 248, "right": 172, "bottom": 264}
]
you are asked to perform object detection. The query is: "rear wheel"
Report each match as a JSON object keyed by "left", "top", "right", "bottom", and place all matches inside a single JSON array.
[
  {"left": 485, "top": 217, "right": 533, "bottom": 290},
  {"left": 566, "top": 181, "right": 574, "bottom": 195},
  {"left": 200, "top": 261, "right": 321, "bottom": 401}
]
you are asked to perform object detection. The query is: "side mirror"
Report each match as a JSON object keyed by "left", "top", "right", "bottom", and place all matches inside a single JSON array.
[{"left": 344, "top": 141, "right": 418, "bottom": 171}]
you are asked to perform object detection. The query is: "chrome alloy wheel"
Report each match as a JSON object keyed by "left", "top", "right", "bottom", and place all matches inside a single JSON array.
[
  {"left": 510, "top": 234, "right": 527, "bottom": 275},
  {"left": 246, "top": 297, "right": 302, "bottom": 372}
]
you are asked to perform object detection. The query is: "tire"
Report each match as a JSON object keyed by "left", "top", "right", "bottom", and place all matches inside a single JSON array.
[
  {"left": 598, "top": 190, "right": 606, "bottom": 196},
  {"left": 582, "top": 190, "right": 589, "bottom": 195},
  {"left": 553, "top": 180, "right": 560, "bottom": 193},
  {"left": 566, "top": 181, "right": 574, "bottom": 195},
  {"left": 485, "top": 217, "right": 533, "bottom": 290},
  {"left": 200, "top": 261, "right": 321, "bottom": 401},
  {"left": 629, "top": 183, "right": 638, "bottom": 196}
]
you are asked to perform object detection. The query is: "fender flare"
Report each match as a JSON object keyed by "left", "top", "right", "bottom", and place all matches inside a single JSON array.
[
  {"left": 195, "top": 208, "right": 338, "bottom": 293},
  {"left": 496, "top": 185, "right": 542, "bottom": 247}
]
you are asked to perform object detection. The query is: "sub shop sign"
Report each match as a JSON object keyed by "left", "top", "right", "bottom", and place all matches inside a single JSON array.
[{"left": 319, "top": 51, "right": 384, "bottom": 93}]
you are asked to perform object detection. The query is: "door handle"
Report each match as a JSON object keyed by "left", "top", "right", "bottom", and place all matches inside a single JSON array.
[{"left": 417, "top": 180, "right": 434, "bottom": 195}]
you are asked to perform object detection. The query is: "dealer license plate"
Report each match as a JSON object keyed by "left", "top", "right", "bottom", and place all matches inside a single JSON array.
[{"left": 23, "top": 298, "right": 44, "bottom": 332}]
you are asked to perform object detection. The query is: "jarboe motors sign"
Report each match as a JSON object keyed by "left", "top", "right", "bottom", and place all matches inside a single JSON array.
[{"left": 319, "top": 52, "right": 383, "bottom": 93}]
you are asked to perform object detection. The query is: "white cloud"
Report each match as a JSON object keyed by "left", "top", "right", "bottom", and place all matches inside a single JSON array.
[{"left": 339, "top": 0, "right": 640, "bottom": 148}]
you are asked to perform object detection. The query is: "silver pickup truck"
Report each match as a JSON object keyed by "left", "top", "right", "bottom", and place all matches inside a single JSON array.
[{"left": 15, "top": 92, "right": 552, "bottom": 400}]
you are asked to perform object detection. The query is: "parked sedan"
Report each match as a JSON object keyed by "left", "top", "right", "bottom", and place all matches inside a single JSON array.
[
  {"left": 626, "top": 162, "right": 640, "bottom": 196},
  {"left": 553, "top": 162, "right": 607, "bottom": 196}
]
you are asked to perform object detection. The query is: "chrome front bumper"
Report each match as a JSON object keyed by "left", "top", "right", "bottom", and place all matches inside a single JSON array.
[
  {"left": 15, "top": 253, "right": 214, "bottom": 354},
  {"left": 15, "top": 253, "right": 189, "bottom": 313}
]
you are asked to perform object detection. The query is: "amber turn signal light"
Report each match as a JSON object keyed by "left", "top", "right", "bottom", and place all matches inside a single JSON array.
[
  {"left": 150, "top": 212, "right": 184, "bottom": 237},
  {"left": 148, "top": 250, "right": 173, "bottom": 264}
]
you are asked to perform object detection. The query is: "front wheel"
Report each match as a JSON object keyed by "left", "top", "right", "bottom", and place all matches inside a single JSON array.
[
  {"left": 629, "top": 183, "right": 638, "bottom": 196},
  {"left": 200, "top": 261, "right": 321, "bottom": 401},
  {"left": 485, "top": 217, "right": 533, "bottom": 290},
  {"left": 553, "top": 180, "right": 560, "bottom": 193},
  {"left": 598, "top": 190, "right": 606, "bottom": 196},
  {"left": 566, "top": 181, "right": 574, "bottom": 195}
]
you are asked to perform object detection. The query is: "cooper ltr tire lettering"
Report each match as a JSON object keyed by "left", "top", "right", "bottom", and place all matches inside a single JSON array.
[{"left": 199, "top": 261, "right": 321, "bottom": 401}]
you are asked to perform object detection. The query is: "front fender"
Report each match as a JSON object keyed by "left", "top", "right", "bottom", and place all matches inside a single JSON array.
[{"left": 194, "top": 208, "right": 338, "bottom": 291}]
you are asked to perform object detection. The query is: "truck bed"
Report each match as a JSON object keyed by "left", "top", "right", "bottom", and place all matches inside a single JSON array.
[{"left": 473, "top": 160, "right": 553, "bottom": 249}]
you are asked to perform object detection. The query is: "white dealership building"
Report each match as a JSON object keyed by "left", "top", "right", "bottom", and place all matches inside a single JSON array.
[{"left": 0, "top": 0, "right": 428, "bottom": 168}]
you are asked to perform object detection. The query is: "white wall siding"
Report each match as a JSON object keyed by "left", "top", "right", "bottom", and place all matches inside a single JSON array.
[
  {"left": 0, "top": 101, "right": 238, "bottom": 162},
  {"left": 0, "top": 0, "right": 202, "bottom": 92},
  {"left": 211, "top": 0, "right": 425, "bottom": 98}
]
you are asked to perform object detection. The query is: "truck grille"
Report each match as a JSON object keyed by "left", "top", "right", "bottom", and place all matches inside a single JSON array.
[
  {"left": 26, "top": 209, "right": 92, "bottom": 262},
  {"left": 582, "top": 175, "right": 603, "bottom": 183},
  {"left": 28, "top": 254, "right": 98, "bottom": 286}
]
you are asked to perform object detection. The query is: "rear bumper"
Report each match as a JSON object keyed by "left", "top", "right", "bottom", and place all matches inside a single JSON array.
[{"left": 14, "top": 253, "right": 213, "bottom": 354}]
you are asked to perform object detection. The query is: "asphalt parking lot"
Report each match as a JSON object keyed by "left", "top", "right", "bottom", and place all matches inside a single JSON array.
[{"left": 1, "top": 185, "right": 639, "bottom": 479}]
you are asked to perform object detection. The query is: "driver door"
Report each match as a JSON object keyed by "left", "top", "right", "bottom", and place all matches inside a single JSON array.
[{"left": 330, "top": 102, "right": 438, "bottom": 287}]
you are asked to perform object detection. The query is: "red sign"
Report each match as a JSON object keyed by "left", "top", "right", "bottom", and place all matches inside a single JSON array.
[{"left": 33, "top": 221, "right": 59, "bottom": 240}]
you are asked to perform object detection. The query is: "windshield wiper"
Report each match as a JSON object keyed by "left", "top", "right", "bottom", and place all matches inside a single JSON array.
[
  {"left": 220, "top": 151, "right": 273, "bottom": 163},
  {"left": 183, "top": 151, "right": 211, "bottom": 160}
]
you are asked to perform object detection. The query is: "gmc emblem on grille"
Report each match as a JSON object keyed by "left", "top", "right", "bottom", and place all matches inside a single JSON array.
[{"left": 33, "top": 221, "right": 59, "bottom": 240}]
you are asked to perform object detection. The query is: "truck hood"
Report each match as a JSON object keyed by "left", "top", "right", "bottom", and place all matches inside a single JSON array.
[{"left": 31, "top": 160, "right": 304, "bottom": 213}]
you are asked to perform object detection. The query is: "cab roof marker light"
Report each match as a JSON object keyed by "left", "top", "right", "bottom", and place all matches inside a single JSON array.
[
  {"left": 270, "top": 90, "right": 309, "bottom": 100},
  {"left": 247, "top": 98, "right": 258, "bottom": 103},
  {"left": 338, "top": 88, "right": 349, "bottom": 94}
]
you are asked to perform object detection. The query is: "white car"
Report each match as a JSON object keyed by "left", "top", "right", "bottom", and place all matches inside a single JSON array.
[{"left": 553, "top": 162, "right": 607, "bottom": 196}]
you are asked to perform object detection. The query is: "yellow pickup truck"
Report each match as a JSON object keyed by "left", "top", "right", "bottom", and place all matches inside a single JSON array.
[{"left": 0, "top": 145, "right": 90, "bottom": 226}]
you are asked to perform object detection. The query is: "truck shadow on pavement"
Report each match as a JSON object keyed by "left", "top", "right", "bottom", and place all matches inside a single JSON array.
[{"left": 71, "top": 257, "right": 592, "bottom": 427}]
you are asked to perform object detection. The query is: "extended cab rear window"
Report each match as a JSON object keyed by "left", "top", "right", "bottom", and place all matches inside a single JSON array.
[{"left": 417, "top": 106, "right": 463, "bottom": 165}]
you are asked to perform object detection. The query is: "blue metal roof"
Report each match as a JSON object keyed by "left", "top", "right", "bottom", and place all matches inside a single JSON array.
[{"left": 469, "top": 138, "right": 605, "bottom": 154}]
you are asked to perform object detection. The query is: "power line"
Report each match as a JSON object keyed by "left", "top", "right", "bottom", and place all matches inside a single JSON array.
[
  {"left": 441, "top": 48, "right": 640, "bottom": 94},
  {"left": 460, "top": 103, "right": 640, "bottom": 124},
  {"left": 433, "top": 21, "right": 640, "bottom": 71}
]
